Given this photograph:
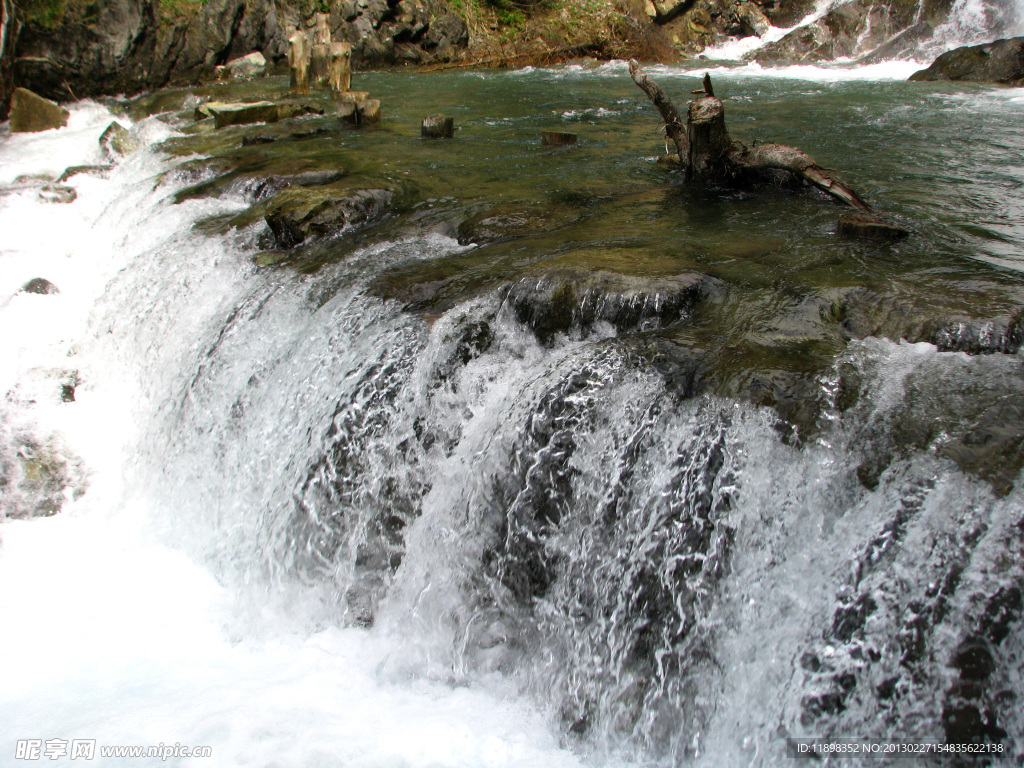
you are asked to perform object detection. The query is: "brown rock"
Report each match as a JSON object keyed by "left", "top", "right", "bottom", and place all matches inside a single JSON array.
[{"left": 541, "top": 131, "right": 577, "bottom": 146}]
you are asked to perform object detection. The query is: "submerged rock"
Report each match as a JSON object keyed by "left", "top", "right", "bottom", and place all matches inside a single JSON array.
[
  {"left": 837, "top": 212, "right": 909, "bottom": 240},
  {"left": 910, "top": 37, "right": 1024, "bottom": 85},
  {"left": 9, "top": 87, "right": 68, "bottom": 133},
  {"left": 456, "top": 203, "right": 582, "bottom": 245},
  {"left": 834, "top": 288, "right": 1023, "bottom": 355},
  {"left": 264, "top": 186, "right": 393, "bottom": 247},
  {"left": 503, "top": 269, "right": 709, "bottom": 343}
]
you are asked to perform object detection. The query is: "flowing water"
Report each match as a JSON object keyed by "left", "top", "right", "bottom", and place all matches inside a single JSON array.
[{"left": 2, "top": 26, "right": 1024, "bottom": 768}]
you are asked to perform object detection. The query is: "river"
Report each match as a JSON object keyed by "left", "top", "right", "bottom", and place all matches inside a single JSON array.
[{"left": 1, "top": 26, "right": 1023, "bottom": 768}]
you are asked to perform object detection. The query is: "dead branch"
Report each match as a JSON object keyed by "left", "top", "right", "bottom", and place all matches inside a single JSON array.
[{"left": 628, "top": 61, "right": 872, "bottom": 212}]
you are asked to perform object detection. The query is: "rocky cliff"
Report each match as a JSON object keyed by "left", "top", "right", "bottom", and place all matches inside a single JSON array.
[{"left": 2, "top": 0, "right": 465, "bottom": 109}]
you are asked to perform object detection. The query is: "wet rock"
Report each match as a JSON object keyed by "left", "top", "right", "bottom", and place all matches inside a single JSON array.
[
  {"left": 264, "top": 186, "right": 393, "bottom": 247},
  {"left": 38, "top": 184, "right": 76, "bottom": 204},
  {"left": 735, "top": 2, "right": 770, "bottom": 37},
  {"left": 541, "top": 131, "right": 578, "bottom": 146},
  {"left": 503, "top": 269, "right": 708, "bottom": 343},
  {"left": 834, "top": 288, "right": 1024, "bottom": 356},
  {"left": 657, "top": 153, "right": 684, "bottom": 167},
  {"left": 421, "top": 12, "right": 467, "bottom": 56},
  {"left": 9, "top": 87, "right": 68, "bottom": 133},
  {"left": 209, "top": 101, "right": 282, "bottom": 129},
  {"left": 837, "top": 212, "right": 909, "bottom": 240},
  {"left": 56, "top": 164, "right": 113, "bottom": 183},
  {"left": 456, "top": 203, "right": 582, "bottom": 246},
  {"left": 755, "top": 0, "right": 918, "bottom": 63},
  {"left": 20, "top": 277, "right": 59, "bottom": 294},
  {"left": 241, "top": 127, "right": 331, "bottom": 146},
  {"left": 910, "top": 37, "right": 1024, "bottom": 85},
  {"left": 3, "top": 434, "right": 87, "bottom": 518},
  {"left": 421, "top": 114, "right": 454, "bottom": 139},
  {"left": 99, "top": 121, "right": 139, "bottom": 159},
  {"left": 215, "top": 51, "right": 267, "bottom": 80}
]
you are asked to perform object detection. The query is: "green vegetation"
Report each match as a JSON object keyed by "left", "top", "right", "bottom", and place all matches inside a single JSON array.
[
  {"left": 21, "top": 0, "right": 70, "bottom": 29},
  {"left": 157, "top": 0, "right": 206, "bottom": 21}
]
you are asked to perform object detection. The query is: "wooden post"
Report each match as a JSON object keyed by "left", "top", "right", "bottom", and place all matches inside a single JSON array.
[
  {"left": 288, "top": 28, "right": 310, "bottom": 94},
  {"left": 329, "top": 42, "right": 352, "bottom": 96}
]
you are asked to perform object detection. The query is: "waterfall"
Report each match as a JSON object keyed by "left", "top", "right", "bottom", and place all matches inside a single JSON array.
[{"left": 2, "top": 69, "right": 1023, "bottom": 766}]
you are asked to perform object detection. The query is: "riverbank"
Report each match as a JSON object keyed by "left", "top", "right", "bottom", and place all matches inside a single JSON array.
[{"left": 8, "top": 0, "right": 1020, "bottom": 119}]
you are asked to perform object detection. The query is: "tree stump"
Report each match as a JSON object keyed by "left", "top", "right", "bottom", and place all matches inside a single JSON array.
[
  {"left": 357, "top": 100, "right": 381, "bottom": 124},
  {"left": 422, "top": 114, "right": 454, "bottom": 138},
  {"left": 628, "top": 60, "right": 871, "bottom": 212},
  {"left": 329, "top": 42, "right": 352, "bottom": 96},
  {"left": 313, "top": 12, "right": 331, "bottom": 46},
  {"left": 310, "top": 44, "right": 330, "bottom": 88},
  {"left": 288, "top": 29, "right": 310, "bottom": 94}
]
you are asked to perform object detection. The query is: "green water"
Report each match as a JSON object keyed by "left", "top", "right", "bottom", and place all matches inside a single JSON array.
[{"left": 133, "top": 64, "right": 1024, "bottom": 443}]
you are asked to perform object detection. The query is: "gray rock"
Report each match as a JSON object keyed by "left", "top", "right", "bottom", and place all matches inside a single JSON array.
[
  {"left": 214, "top": 51, "right": 267, "bottom": 79},
  {"left": 422, "top": 12, "right": 467, "bottom": 50},
  {"left": 909, "top": 36, "right": 1024, "bottom": 84},
  {"left": 9, "top": 87, "right": 68, "bottom": 133}
]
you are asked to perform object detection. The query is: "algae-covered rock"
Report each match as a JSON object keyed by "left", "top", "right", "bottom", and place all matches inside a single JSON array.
[
  {"left": 909, "top": 37, "right": 1024, "bottom": 84},
  {"left": 264, "top": 186, "right": 393, "bottom": 247},
  {"left": 1, "top": 433, "right": 87, "bottom": 518},
  {"left": 503, "top": 269, "right": 710, "bottom": 343},
  {"left": 456, "top": 203, "right": 582, "bottom": 246},
  {"left": 9, "top": 87, "right": 69, "bottom": 133}
]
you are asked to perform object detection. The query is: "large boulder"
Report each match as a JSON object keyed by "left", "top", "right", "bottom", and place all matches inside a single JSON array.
[
  {"left": 214, "top": 51, "right": 267, "bottom": 79},
  {"left": 9, "top": 87, "right": 68, "bottom": 132},
  {"left": 910, "top": 36, "right": 1024, "bottom": 84}
]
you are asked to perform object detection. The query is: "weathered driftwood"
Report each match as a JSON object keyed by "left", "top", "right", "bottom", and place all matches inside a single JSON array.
[
  {"left": 288, "top": 28, "right": 310, "bottom": 94},
  {"left": 627, "top": 59, "right": 871, "bottom": 212}
]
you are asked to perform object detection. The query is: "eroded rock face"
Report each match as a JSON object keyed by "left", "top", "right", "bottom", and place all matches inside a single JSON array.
[
  {"left": 264, "top": 186, "right": 393, "bottom": 247},
  {"left": 502, "top": 269, "right": 711, "bottom": 343},
  {"left": 910, "top": 36, "right": 1024, "bottom": 84}
]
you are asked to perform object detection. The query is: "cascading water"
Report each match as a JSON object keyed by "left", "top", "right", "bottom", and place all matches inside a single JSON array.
[{"left": 2, "top": 59, "right": 1024, "bottom": 767}]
